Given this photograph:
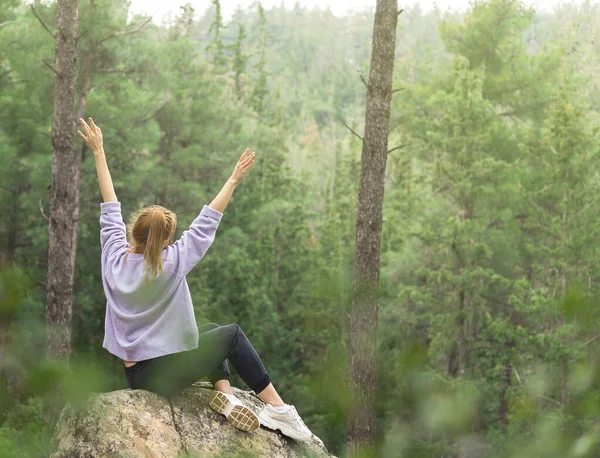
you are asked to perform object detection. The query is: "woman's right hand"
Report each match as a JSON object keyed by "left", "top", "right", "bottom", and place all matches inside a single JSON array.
[{"left": 230, "top": 148, "right": 256, "bottom": 185}]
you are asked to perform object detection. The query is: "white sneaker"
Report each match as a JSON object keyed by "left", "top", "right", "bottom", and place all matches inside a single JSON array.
[
  {"left": 258, "top": 404, "right": 312, "bottom": 442},
  {"left": 209, "top": 391, "right": 260, "bottom": 432}
]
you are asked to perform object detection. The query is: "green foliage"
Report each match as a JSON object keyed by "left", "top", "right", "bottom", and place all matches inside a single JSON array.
[{"left": 3, "top": 0, "right": 600, "bottom": 457}]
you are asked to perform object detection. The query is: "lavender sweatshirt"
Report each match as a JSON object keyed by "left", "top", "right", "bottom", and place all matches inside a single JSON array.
[{"left": 99, "top": 201, "right": 223, "bottom": 362}]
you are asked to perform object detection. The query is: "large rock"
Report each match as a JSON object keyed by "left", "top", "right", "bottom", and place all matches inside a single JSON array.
[{"left": 52, "top": 382, "right": 335, "bottom": 458}]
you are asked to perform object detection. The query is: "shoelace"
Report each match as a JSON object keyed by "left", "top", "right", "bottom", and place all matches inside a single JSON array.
[{"left": 289, "top": 405, "right": 310, "bottom": 432}]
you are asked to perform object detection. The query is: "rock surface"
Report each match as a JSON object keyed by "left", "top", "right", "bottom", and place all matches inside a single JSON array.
[{"left": 51, "top": 382, "right": 335, "bottom": 458}]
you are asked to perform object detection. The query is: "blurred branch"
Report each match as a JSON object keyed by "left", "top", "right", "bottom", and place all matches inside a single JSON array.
[
  {"left": 538, "top": 395, "right": 562, "bottom": 407},
  {"left": 0, "top": 20, "right": 12, "bottom": 30},
  {"left": 392, "top": 88, "right": 405, "bottom": 94},
  {"left": 0, "top": 184, "right": 17, "bottom": 193},
  {"left": 357, "top": 68, "right": 369, "bottom": 89},
  {"left": 39, "top": 199, "right": 49, "bottom": 221},
  {"left": 37, "top": 129, "right": 52, "bottom": 139},
  {"left": 31, "top": 5, "right": 55, "bottom": 39},
  {"left": 341, "top": 120, "right": 363, "bottom": 142},
  {"left": 96, "top": 68, "right": 134, "bottom": 74},
  {"left": 98, "top": 15, "right": 154, "bottom": 44},
  {"left": 133, "top": 102, "right": 168, "bottom": 127},
  {"left": 397, "top": 9, "right": 404, "bottom": 16},
  {"left": 583, "top": 335, "right": 600, "bottom": 347},
  {"left": 499, "top": 101, "right": 548, "bottom": 117},
  {"left": 512, "top": 367, "right": 522, "bottom": 385},
  {"left": 388, "top": 144, "right": 409, "bottom": 155},
  {"left": 43, "top": 60, "right": 61, "bottom": 76}
]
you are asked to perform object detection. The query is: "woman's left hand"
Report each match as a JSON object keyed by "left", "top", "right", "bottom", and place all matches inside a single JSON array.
[{"left": 78, "top": 117, "right": 104, "bottom": 155}]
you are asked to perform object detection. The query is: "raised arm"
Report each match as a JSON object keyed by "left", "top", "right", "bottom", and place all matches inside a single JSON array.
[
  {"left": 209, "top": 148, "right": 256, "bottom": 212},
  {"left": 78, "top": 117, "right": 117, "bottom": 203},
  {"left": 78, "top": 118, "right": 126, "bottom": 255},
  {"left": 169, "top": 148, "right": 256, "bottom": 276}
]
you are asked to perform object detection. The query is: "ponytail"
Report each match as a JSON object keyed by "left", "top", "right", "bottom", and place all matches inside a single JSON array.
[
  {"left": 127, "top": 205, "right": 177, "bottom": 281},
  {"left": 145, "top": 209, "right": 169, "bottom": 279}
]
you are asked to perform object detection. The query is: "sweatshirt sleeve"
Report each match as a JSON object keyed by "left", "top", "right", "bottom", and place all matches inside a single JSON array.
[
  {"left": 100, "top": 202, "right": 128, "bottom": 256},
  {"left": 168, "top": 205, "right": 223, "bottom": 277}
]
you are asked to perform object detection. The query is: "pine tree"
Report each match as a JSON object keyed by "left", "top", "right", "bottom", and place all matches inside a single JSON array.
[
  {"left": 346, "top": 0, "right": 398, "bottom": 455},
  {"left": 46, "top": 0, "right": 79, "bottom": 359},
  {"left": 207, "top": 0, "right": 227, "bottom": 73},
  {"left": 250, "top": 2, "right": 268, "bottom": 115}
]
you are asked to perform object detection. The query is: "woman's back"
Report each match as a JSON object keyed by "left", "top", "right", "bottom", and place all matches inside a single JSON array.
[{"left": 100, "top": 201, "right": 223, "bottom": 362}]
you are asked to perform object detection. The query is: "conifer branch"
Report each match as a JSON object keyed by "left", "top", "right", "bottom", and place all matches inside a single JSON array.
[
  {"left": 31, "top": 5, "right": 55, "bottom": 39},
  {"left": 341, "top": 120, "right": 363, "bottom": 142},
  {"left": 98, "top": 15, "right": 154, "bottom": 44},
  {"left": 96, "top": 68, "right": 134, "bottom": 74},
  {"left": 360, "top": 74, "right": 369, "bottom": 88},
  {"left": 357, "top": 68, "right": 369, "bottom": 89},
  {"left": 388, "top": 144, "right": 409, "bottom": 155},
  {"left": 39, "top": 199, "right": 49, "bottom": 221},
  {"left": 43, "top": 60, "right": 61, "bottom": 76}
]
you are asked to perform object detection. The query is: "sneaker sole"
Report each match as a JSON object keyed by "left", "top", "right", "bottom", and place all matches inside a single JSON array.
[{"left": 209, "top": 391, "right": 260, "bottom": 432}]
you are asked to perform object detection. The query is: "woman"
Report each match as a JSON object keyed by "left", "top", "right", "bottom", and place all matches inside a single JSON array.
[{"left": 78, "top": 117, "right": 311, "bottom": 441}]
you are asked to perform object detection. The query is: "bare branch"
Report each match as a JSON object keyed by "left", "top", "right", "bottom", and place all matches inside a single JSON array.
[
  {"left": 0, "top": 184, "right": 17, "bottom": 193},
  {"left": 39, "top": 199, "right": 49, "bottom": 221},
  {"left": 0, "top": 21, "right": 13, "bottom": 30},
  {"left": 499, "top": 101, "right": 548, "bottom": 117},
  {"left": 98, "top": 15, "right": 153, "bottom": 44},
  {"left": 133, "top": 101, "right": 168, "bottom": 127},
  {"left": 37, "top": 129, "right": 53, "bottom": 139},
  {"left": 31, "top": 5, "right": 55, "bottom": 39},
  {"left": 341, "top": 120, "right": 363, "bottom": 142},
  {"left": 356, "top": 68, "right": 369, "bottom": 89},
  {"left": 392, "top": 88, "right": 405, "bottom": 94},
  {"left": 583, "top": 335, "right": 600, "bottom": 347},
  {"left": 537, "top": 394, "right": 562, "bottom": 407},
  {"left": 360, "top": 74, "right": 368, "bottom": 88},
  {"left": 43, "top": 60, "right": 60, "bottom": 76},
  {"left": 398, "top": 9, "right": 404, "bottom": 16},
  {"left": 96, "top": 68, "right": 134, "bottom": 74},
  {"left": 388, "top": 144, "right": 409, "bottom": 155},
  {"left": 512, "top": 366, "right": 522, "bottom": 385}
]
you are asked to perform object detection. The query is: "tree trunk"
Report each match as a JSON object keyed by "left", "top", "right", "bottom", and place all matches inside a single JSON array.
[
  {"left": 5, "top": 193, "right": 18, "bottom": 266},
  {"left": 457, "top": 289, "right": 467, "bottom": 377},
  {"left": 346, "top": 1, "right": 398, "bottom": 455},
  {"left": 498, "top": 361, "right": 512, "bottom": 433},
  {"left": 45, "top": 0, "right": 79, "bottom": 359},
  {"left": 0, "top": 323, "right": 6, "bottom": 378}
]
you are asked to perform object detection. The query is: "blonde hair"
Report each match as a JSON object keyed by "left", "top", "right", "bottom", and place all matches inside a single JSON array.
[{"left": 127, "top": 205, "right": 177, "bottom": 280}]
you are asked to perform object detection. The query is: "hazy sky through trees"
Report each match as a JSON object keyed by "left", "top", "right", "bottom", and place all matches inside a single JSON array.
[{"left": 129, "top": 0, "right": 587, "bottom": 22}]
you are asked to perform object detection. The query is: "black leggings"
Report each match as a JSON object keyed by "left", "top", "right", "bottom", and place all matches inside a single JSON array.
[{"left": 124, "top": 323, "right": 271, "bottom": 398}]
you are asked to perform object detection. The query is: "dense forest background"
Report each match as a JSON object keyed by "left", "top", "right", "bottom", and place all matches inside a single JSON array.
[{"left": 2, "top": 0, "right": 600, "bottom": 456}]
